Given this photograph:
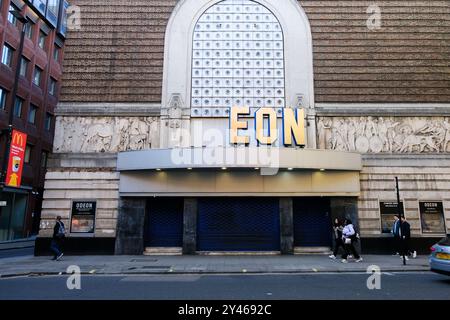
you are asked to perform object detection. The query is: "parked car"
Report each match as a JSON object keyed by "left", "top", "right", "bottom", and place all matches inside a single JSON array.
[{"left": 429, "top": 234, "right": 450, "bottom": 276}]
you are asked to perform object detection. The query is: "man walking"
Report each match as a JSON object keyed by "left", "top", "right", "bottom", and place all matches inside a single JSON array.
[
  {"left": 50, "top": 216, "right": 66, "bottom": 261},
  {"left": 391, "top": 215, "right": 401, "bottom": 255},
  {"left": 399, "top": 216, "right": 411, "bottom": 261}
]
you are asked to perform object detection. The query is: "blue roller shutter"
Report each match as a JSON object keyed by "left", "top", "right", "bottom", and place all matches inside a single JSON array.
[
  {"left": 197, "top": 198, "right": 280, "bottom": 251},
  {"left": 293, "top": 198, "right": 332, "bottom": 247},
  {"left": 144, "top": 198, "right": 184, "bottom": 247}
]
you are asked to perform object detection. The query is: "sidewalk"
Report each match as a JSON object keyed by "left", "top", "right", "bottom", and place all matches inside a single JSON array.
[
  {"left": 0, "top": 237, "right": 36, "bottom": 250},
  {"left": 0, "top": 254, "right": 430, "bottom": 278}
]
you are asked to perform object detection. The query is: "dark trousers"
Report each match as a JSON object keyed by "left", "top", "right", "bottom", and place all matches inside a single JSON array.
[
  {"left": 342, "top": 241, "right": 360, "bottom": 260},
  {"left": 333, "top": 238, "right": 345, "bottom": 256},
  {"left": 400, "top": 237, "right": 410, "bottom": 256},
  {"left": 393, "top": 236, "right": 401, "bottom": 254},
  {"left": 50, "top": 239, "right": 63, "bottom": 258}
]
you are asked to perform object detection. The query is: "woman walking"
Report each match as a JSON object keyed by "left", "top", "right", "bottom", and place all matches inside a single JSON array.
[
  {"left": 329, "top": 218, "right": 344, "bottom": 259},
  {"left": 341, "top": 219, "right": 363, "bottom": 263}
]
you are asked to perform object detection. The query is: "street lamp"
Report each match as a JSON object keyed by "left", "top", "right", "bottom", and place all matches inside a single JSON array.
[
  {"left": 1, "top": 10, "right": 29, "bottom": 184},
  {"left": 395, "top": 177, "right": 407, "bottom": 266}
]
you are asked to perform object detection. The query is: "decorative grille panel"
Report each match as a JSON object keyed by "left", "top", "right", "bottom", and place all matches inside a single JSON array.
[{"left": 191, "top": 0, "right": 285, "bottom": 118}]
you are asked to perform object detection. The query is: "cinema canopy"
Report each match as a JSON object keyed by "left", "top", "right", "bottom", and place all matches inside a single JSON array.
[{"left": 36, "top": 0, "right": 450, "bottom": 255}]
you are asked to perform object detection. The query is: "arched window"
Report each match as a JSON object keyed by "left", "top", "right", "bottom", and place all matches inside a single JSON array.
[
  {"left": 162, "top": 0, "right": 313, "bottom": 120},
  {"left": 191, "top": 0, "right": 285, "bottom": 117}
]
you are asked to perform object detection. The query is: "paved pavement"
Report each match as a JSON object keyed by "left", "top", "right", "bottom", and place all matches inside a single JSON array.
[
  {"left": 0, "top": 254, "right": 431, "bottom": 278},
  {"left": 0, "top": 247, "right": 34, "bottom": 259},
  {"left": 0, "top": 272, "right": 448, "bottom": 300}
]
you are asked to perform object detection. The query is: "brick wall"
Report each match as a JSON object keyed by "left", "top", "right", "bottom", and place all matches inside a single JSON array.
[{"left": 59, "top": 0, "right": 450, "bottom": 104}]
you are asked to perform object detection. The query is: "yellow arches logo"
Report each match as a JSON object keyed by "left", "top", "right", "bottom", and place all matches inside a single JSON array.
[{"left": 12, "top": 132, "right": 25, "bottom": 148}]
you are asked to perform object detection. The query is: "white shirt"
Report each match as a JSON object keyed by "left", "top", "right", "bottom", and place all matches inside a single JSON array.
[{"left": 342, "top": 224, "right": 355, "bottom": 239}]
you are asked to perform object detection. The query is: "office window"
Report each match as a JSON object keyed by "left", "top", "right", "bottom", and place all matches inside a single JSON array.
[
  {"left": 53, "top": 46, "right": 60, "bottom": 61},
  {"left": 7, "top": 4, "right": 19, "bottom": 26},
  {"left": 59, "top": 1, "right": 69, "bottom": 37},
  {"left": 28, "top": 104, "right": 38, "bottom": 124},
  {"left": 0, "top": 88, "right": 7, "bottom": 110},
  {"left": 24, "top": 145, "right": 32, "bottom": 163},
  {"left": 14, "top": 97, "right": 24, "bottom": 118},
  {"left": 49, "top": 78, "right": 57, "bottom": 96},
  {"left": 47, "top": 0, "right": 60, "bottom": 26},
  {"left": 45, "top": 113, "right": 53, "bottom": 131},
  {"left": 25, "top": 22, "right": 34, "bottom": 39},
  {"left": 41, "top": 151, "right": 49, "bottom": 168},
  {"left": 38, "top": 31, "right": 46, "bottom": 49},
  {"left": 20, "top": 57, "right": 29, "bottom": 77},
  {"left": 33, "top": 66, "right": 43, "bottom": 86},
  {"left": 34, "top": 0, "right": 47, "bottom": 16},
  {"left": 1, "top": 44, "right": 14, "bottom": 67},
  {"left": 48, "top": 0, "right": 60, "bottom": 16}
]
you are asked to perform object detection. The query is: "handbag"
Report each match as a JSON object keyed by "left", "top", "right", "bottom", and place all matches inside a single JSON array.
[{"left": 56, "top": 222, "right": 66, "bottom": 238}]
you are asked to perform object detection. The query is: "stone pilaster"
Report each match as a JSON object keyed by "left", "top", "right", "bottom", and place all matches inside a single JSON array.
[
  {"left": 279, "top": 198, "right": 294, "bottom": 255},
  {"left": 183, "top": 198, "right": 198, "bottom": 255},
  {"left": 115, "top": 198, "right": 146, "bottom": 255}
]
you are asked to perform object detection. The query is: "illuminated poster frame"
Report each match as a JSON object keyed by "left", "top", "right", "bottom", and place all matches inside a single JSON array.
[
  {"left": 420, "top": 201, "right": 446, "bottom": 234},
  {"left": 70, "top": 200, "right": 96, "bottom": 234}
]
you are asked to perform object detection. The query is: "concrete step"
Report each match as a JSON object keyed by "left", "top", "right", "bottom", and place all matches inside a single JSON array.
[
  {"left": 144, "top": 248, "right": 332, "bottom": 255},
  {"left": 197, "top": 251, "right": 281, "bottom": 256},
  {"left": 294, "top": 247, "right": 332, "bottom": 255},
  {"left": 144, "top": 247, "right": 182, "bottom": 256}
]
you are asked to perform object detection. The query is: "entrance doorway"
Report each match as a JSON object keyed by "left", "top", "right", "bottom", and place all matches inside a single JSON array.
[{"left": 0, "top": 191, "right": 28, "bottom": 242}]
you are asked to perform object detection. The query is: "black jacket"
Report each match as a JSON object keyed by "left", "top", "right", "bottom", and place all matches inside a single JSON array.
[
  {"left": 53, "top": 221, "right": 65, "bottom": 240},
  {"left": 333, "top": 225, "right": 343, "bottom": 240},
  {"left": 400, "top": 221, "right": 411, "bottom": 239}
]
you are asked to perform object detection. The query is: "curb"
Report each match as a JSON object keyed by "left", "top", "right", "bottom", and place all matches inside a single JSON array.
[{"left": 0, "top": 268, "right": 431, "bottom": 278}]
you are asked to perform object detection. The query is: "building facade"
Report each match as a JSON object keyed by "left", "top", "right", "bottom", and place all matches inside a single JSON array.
[
  {"left": 36, "top": 0, "right": 449, "bottom": 255},
  {"left": 0, "top": 0, "right": 68, "bottom": 242}
]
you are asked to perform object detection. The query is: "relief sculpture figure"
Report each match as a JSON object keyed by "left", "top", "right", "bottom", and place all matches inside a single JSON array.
[
  {"left": 54, "top": 117, "right": 159, "bottom": 153},
  {"left": 317, "top": 116, "right": 450, "bottom": 154}
]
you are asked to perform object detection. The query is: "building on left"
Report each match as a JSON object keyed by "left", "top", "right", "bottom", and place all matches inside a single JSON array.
[{"left": 0, "top": 0, "right": 68, "bottom": 242}]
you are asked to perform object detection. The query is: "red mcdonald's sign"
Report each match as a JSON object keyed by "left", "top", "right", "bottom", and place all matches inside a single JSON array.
[{"left": 5, "top": 130, "right": 27, "bottom": 188}]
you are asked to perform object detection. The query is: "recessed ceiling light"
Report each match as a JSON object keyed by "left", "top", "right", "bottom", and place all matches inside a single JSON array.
[
  {"left": 287, "top": 168, "right": 294, "bottom": 171},
  {"left": 187, "top": 168, "right": 193, "bottom": 170},
  {"left": 255, "top": 168, "right": 260, "bottom": 170},
  {"left": 221, "top": 167, "right": 227, "bottom": 170},
  {"left": 320, "top": 169, "right": 326, "bottom": 172},
  {"left": 156, "top": 169, "right": 162, "bottom": 171}
]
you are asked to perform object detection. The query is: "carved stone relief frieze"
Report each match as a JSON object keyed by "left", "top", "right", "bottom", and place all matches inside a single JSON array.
[
  {"left": 53, "top": 117, "right": 160, "bottom": 153},
  {"left": 317, "top": 116, "right": 450, "bottom": 153}
]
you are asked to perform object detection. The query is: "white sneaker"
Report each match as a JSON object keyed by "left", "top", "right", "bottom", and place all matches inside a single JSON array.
[
  {"left": 412, "top": 251, "right": 417, "bottom": 258},
  {"left": 329, "top": 255, "right": 336, "bottom": 259},
  {"left": 341, "top": 259, "right": 348, "bottom": 263},
  {"left": 56, "top": 253, "right": 64, "bottom": 261},
  {"left": 355, "top": 258, "right": 363, "bottom": 263},
  {"left": 348, "top": 255, "right": 353, "bottom": 259}
]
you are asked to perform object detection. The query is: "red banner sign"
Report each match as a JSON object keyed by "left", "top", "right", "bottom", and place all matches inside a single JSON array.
[{"left": 5, "top": 130, "right": 27, "bottom": 188}]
